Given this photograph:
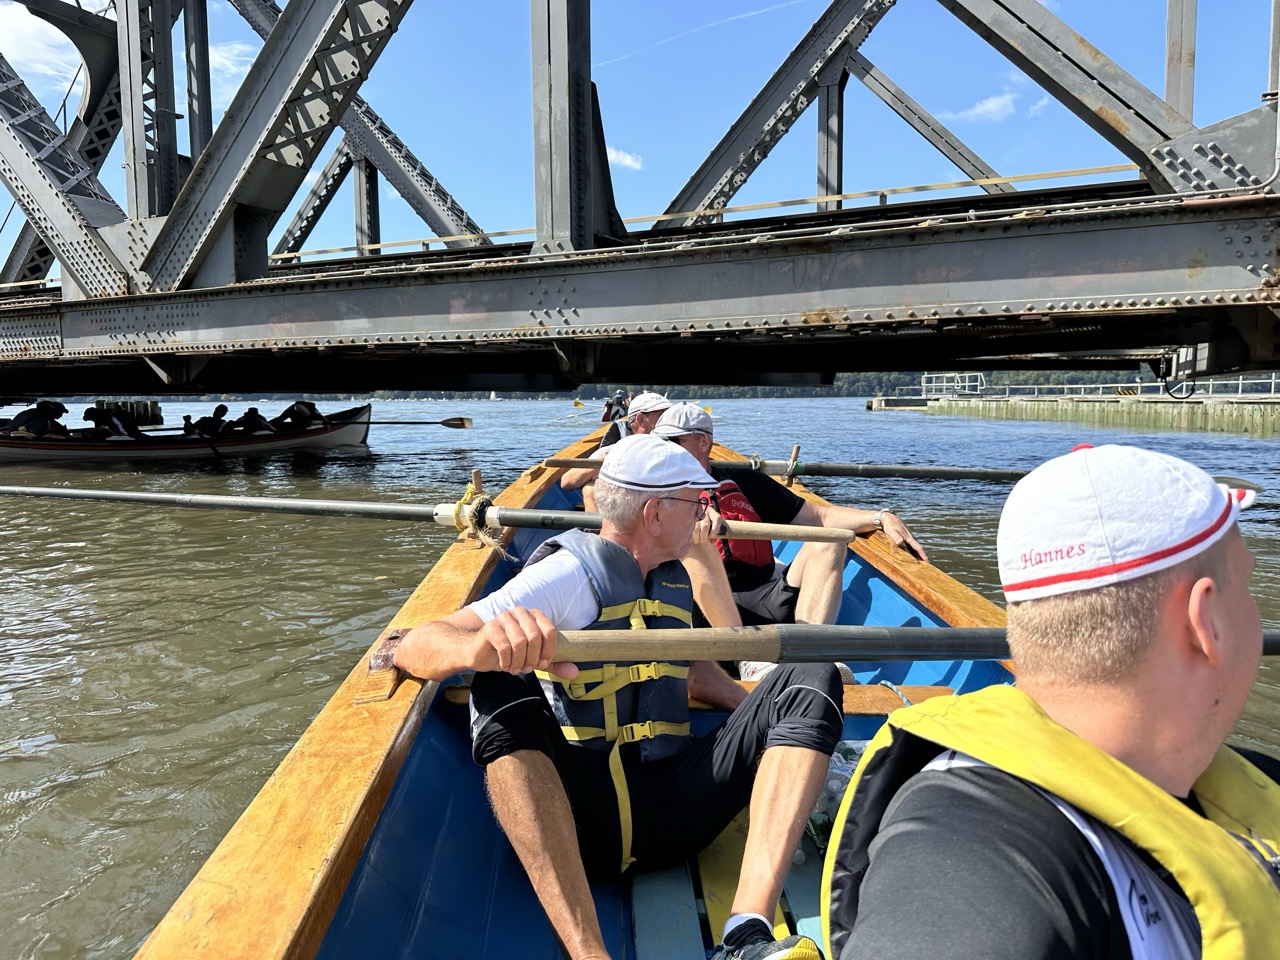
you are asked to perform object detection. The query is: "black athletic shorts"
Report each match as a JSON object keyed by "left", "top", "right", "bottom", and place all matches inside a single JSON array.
[{"left": 470, "top": 662, "right": 843, "bottom": 878}]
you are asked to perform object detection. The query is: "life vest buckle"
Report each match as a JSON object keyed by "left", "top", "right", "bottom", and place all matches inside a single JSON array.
[
  {"left": 619, "top": 721, "right": 656, "bottom": 744},
  {"left": 628, "top": 662, "right": 660, "bottom": 683}
]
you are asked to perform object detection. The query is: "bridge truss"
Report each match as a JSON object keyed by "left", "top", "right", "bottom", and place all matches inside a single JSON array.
[{"left": 0, "top": 0, "right": 1277, "bottom": 394}]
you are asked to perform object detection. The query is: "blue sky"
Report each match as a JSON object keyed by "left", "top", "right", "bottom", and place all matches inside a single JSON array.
[{"left": 0, "top": 0, "right": 1275, "bottom": 266}]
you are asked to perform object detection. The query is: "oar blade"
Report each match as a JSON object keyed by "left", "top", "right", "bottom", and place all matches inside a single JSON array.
[{"left": 439, "top": 417, "right": 473, "bottom": 429}]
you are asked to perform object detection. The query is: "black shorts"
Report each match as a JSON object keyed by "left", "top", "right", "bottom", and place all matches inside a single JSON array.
[
  {"left": 690, "top": 562, "right": 799, "bottom": 629},
  {"left": 469, "top": 663, "right": 843, "bottom": 877}
]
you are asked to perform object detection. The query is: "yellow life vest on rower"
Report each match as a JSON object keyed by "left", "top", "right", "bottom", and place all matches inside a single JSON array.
[
  {"left": 822, "top": 684, "right": 1280, "bottom": 960},
  {"left": 529, "top": 529, "right": 694, "bottom": 872}
]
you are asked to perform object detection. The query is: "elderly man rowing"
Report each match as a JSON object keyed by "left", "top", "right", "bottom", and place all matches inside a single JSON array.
[{"left": 394, "top": 434, "right": 841, "bottom": 960}]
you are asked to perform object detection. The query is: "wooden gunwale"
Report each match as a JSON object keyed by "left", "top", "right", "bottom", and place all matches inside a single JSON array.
[{"left": 133, "top": 429, "right": 1001, "bottom": 960}]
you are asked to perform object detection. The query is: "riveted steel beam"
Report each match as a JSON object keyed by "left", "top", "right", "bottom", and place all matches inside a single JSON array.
[
  {"left": 227, "top": 0, "right": 486, "bottom": 248},
  {"left": 353, "top": 153, "right": 381, "bottom": 256},
  {"left": 1165, "top": 0, "right": 1196, "bottom": 120},
  {"left": 0, "top": 53, "right": 130, "bottom": 296},
  {"left": 531, "top": 0, "right": 594, "bottom": 252},
  {"left": 144, "top": 0, "right": 414, "bottom": 291},
  {"left": 272, "top": 141, "right": 356, "bottom": 258},
  {"left": 661, "top": 0, "right": 896, "bottom": 229},
  {"left": 118, "top": 0, "right": 181, "bottom": 216},
  {"left": 936, "top": 0, "right": 1273, "bottom": 194},
  {"left": 4, "top": 193, "right": 1280, "bottom": 385},
  {"left": 2, "top": 0, "right": 124, "bottom": 285}
]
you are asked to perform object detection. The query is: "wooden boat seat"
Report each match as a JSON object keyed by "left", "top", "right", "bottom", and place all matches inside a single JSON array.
[{"left": 442, "top": 678, "right": 954, "bottom": 714}]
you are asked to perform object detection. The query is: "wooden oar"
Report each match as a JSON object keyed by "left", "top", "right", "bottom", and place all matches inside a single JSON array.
[
  {"left": 356, "top": 623, "right": 1280, "bottom": 702},
  {"left": 0, "top": 485, "right": 852, "bottom": 542},
  {"left": 545, "top": 457, "right": 1266, "bottom": 490},
  {"left": 555, "top": 623, "right": 1280, "bottom": 663},
  {"left": 543, "top": 456, "right": 1024, "bottom": 482}
]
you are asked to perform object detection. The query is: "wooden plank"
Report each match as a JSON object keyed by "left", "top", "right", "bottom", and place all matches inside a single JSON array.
[
  {"left": 695, "top": 810, "right": 790, "bottom": 946},
  {"left": 631, "top": 863, "right": 706, "bottom": 959},
  {"left": 132, "top": 429, "right": 608, "bottom": 960}
]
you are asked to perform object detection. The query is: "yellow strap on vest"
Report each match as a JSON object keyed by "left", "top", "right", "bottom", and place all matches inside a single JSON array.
[
  {"left": 541, "top": 662, "right": 690, "bottom": 701},
  {"left": 597, "top": 598, "right": 693, "bottom": 629},
  {"left": 607, "top": 721, "right": 691, "bottom": 872}
]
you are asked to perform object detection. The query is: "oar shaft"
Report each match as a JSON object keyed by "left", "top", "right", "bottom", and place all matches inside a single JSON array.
[
  {"left": 543, "top": 456, "right": 1027, "bottom": 483},
  {"left": 552, "top": 625, "right": 1280, "bottom": 662},
  {"left": 0, "top": 486, "right": 849, "bottom": 542},
  {"left": 754, "top": 460, "right": 1029, "bottom": 482}
]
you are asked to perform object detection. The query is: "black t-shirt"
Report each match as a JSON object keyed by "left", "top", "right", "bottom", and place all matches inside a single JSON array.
[
  {"left": 708, "top": 465, "right": 806, "bottom": 591},
  {"left": 842, "top": 748, "right": 1280, "bottom": 960}
]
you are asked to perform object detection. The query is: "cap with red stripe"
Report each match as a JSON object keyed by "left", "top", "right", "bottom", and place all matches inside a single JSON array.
[{"left": 998, "top": 445, "right": 1253, "bottom": 602}]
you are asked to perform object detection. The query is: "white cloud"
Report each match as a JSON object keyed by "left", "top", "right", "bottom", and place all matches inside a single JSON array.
[
  {"left": 0, "top": 1, "right": 85, "bottom": 104},
  {"left": 941, "top": 90, "right": 1018, "bottom": 124},
  {"left": 209, "top": 41, "right": 258, "bottom": 113},
  {"left": 1027, "top": 94, "right": 1051, "bottom": 118},
  {"left": 606, "top": 146, "right": 644, "bottom": 171}
]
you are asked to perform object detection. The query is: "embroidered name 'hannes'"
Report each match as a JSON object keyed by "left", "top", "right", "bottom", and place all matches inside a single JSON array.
[{"left": 1020, "top": 542, "right": 1087, "bottom": 569}]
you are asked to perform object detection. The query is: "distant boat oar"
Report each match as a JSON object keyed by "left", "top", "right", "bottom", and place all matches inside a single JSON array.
[
  {"left": 0, "top": 485, "right": 852, "bottom": 542},
  {"left": 143, "top": 416, "right": 472, "bottom": 434},
  {"left": 366, "top": 417, "right": 472, "bottom": 428},
  {"left": 544, "top": 457, "right": 1266, "bottom": 490}
]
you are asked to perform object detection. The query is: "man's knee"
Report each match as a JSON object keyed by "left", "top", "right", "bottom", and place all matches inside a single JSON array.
[
  {"left": 760, "top": 663, "right": 844, "bottom": 754},
  {"left": 470, "top": 672, "right": 560, "bottom": 766}
]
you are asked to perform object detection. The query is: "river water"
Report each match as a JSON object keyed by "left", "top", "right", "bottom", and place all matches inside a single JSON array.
[{"left": 2, "top": 396, "right": 1278, "bottom": 958}]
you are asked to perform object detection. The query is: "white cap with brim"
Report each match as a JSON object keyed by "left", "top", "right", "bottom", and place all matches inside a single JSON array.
[
  {"left": 597, "top": 434, "right": 717, "bottom": 492},
  {"left": 627, "top": 392, "right": 671, "bottom": 417},
  {"left": 998, "top": 444, "right": 1253, "bottom": 602},
  {"left": 652, "top": 402, "right": 714, "bottom": 438}
]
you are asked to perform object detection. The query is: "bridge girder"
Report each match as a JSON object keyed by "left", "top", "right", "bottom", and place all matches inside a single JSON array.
[{"left": 1, "top": 190, "right": 1277, "bottom": 392}]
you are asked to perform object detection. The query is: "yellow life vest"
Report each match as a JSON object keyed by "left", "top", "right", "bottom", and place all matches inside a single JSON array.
[{"left": 822, "top": 685, "right": 1280, "bottom": 960}]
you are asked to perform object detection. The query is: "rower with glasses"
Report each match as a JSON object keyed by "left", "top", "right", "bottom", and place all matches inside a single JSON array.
[{"left": 392, "top": 434, "right": 840, "bottom": 960}]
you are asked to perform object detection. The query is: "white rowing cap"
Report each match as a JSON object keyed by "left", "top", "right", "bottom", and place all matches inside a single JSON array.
[{"left": 998, "top": 444, "right": 1255, "bottom": 602}]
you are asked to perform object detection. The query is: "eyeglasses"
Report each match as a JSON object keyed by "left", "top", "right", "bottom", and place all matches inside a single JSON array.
[{"left": 660, "top": 496, "right": 708, "bottom": 520}]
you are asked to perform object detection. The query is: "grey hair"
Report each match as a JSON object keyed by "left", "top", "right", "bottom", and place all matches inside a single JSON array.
[
  {"left": 1007, "top": 536, "right": 1227, "bottom": 683},
  {"left": 593, "top": 479, "right": 652, "bottom": 528}
]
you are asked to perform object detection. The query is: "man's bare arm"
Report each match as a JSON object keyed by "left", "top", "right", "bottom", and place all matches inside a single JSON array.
[{"left": 393, "top": 607, "right": 579, "bottom": 681}]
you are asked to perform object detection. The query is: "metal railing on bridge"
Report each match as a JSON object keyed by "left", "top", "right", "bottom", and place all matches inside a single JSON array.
[{"left": 899, "top": 373, "right": 1280, "bottom": 400}]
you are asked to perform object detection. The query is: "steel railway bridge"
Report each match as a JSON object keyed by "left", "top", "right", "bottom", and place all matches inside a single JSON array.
[{"left": 2, "top": 0, "right": 1280, "bottom": 396}]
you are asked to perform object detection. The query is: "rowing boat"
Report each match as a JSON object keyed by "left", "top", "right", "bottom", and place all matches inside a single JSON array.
[
  {"left": 132, "top": 429, "right": 1010, "bottom": 960},
  {"left": 0, "top": 404, "right": 372, "bottom": 463}
]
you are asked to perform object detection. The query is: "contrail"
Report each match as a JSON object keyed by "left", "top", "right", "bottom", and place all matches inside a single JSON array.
[{"left": 594, "top": 0, "right": 816, "bottom": 68}]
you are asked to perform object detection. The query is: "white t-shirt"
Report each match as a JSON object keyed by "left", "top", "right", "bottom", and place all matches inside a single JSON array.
[{"left": 466, "top": 548, "right": 600, "bottom": 630}]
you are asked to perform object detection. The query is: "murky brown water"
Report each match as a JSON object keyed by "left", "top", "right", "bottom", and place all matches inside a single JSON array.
[{"left": 2, "top": 397, "right": 1277, "bottom": 957}]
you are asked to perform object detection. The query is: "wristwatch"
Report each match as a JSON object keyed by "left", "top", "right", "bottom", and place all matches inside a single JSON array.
[{"left": 873, "top": 508, "right": 889, "bottom": 531}]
